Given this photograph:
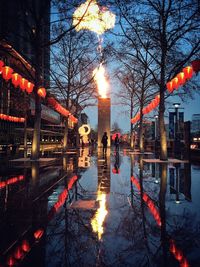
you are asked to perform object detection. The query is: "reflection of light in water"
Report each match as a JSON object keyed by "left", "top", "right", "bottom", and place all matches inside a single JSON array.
[{"left": 91, "top": 189, "right": 108, "bottom": 240}]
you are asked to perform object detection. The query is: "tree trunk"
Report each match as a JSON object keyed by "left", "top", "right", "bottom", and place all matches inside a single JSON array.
[
  {"left": 63, "top": 118, "right": 68, "bottom": 151},
  {"left": 31, "top": 93, "right": 41, "bottom": 160},
  {"left": 139, "top": 122, "right": 144, "bottom": 153},
  {"left": 159, "top": 163, "right": 168, "bottom": 266}
]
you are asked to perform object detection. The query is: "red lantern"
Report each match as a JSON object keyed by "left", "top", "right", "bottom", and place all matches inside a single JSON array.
[
  {"left": 180, "top": 258, "right": 189, "bottom": 267},
  {"left": 14, "top": 247, "right": 24, "bottom": 260},
  {"left": 12, "top": 73, "right": 21, "bottom": 88},
  {"left": 7, "top": 255, "right": 16, "bottom": 266},
  {"left": 34, "top": 228, "right": 44, "bottom": 240},
  {"left": 172, "top": 77, "right": 179, "bottom": 90},
  {"left": 191, "top": 59, "right": 200, "bottom": 73},
  {"left": 166, "top": 81, "right": 173, "bottom": 93},
  {"left": 20, "top": 78, "right": 28, "bottom": 91},
  {"left": 0, "top": 60, "right": 4, "bottom": 73},
  {"left": 183, "top": 66, "right": 193, "bottom": 79},
  {"left": 21, "top": 240, "right": 30, "bottom": 252},
  {"left": 26, "top": 82, "right": 34, "bottom": 93},
  {"left": 177, "top": 72, "right": 185, "bottom": 85},
  {"left": 2, "top": 66, "right": 13, "bottom": 80},
  {"left": 37, "top": 87, "right": 46, "bottom": 98}
]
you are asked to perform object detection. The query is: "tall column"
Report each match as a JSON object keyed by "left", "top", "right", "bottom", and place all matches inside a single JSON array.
[{"left": 98, "top": 97, "right": 111, "bottom": 147}]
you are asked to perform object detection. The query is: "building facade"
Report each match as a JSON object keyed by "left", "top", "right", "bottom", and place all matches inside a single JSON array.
[{"left": 191, "top": 114, "right": 200, "bottom": 134}]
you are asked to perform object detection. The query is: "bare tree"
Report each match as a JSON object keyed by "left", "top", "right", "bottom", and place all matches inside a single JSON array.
[
  {"left": 114, "top": 0, "right": 200, "bottom": 160},
  {"left": 50, "top": 22, "right": 97, "bottom": 150}
]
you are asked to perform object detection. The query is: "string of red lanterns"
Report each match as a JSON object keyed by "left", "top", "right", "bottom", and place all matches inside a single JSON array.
[
  {"left": 131, "top": 94, "right": 160, "bottom": 124},
  {"left": 0, "top": 113, "right": 25, "bottom": 123},
  {"left": 0, "top": 59, "right": 78, "bottom": 123},
  {"left": 0, "top": 59, "right": 34, "bottom": 94},
  {"left": 167, "top": 60, "right": 200, "bottom": 94},
  {"left": 47, "top": 97, "right": 78, "bottom": 123},
  {"left": 0, "top": 175, "right": 24, "bottom": 190},
  {"left": 131, "top": 60, "right": 200, "bottom": 125}
]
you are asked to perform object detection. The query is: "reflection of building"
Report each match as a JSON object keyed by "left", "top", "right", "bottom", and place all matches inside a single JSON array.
[
  {"left": 191, "top": 114, "right": 200, "bottom": 133},
  {"left": 169, "top": 111, "right": 184, "bottom": 139},
  {"left": 169, "top": 164, "right": 191, "bottom": 202}
]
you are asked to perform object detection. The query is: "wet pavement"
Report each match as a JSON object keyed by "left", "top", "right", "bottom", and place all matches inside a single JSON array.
[{"left": 0, "top": 147, "right": 200, "bottom": 267}]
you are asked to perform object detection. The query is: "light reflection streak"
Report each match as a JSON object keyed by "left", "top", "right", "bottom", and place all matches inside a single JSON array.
[
  {"left": 91, "top": 189, "right": 108, "bottom": 240},
  {"left": 2, "top": 175, "right": 78, "bottom": 266}
]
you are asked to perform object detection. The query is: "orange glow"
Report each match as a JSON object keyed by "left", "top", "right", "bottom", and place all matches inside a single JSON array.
[
  {"left": 183, "top": 66, "right": 193, "bottom": 79},
  {"left": 93, "top": 63, "right": 109, "bottom": 98},
  {"left": 73, "top": 0, "right": 115, "bottom": 35},
  {"left": 177, "top": 72, "right": 185, "bottom": 85},
  {"left": 37, "top": 87, "right": 46, "bottom": 98},
  {"left": 91, "top": 189, "right": 108, "bottom": 240},
  {"left": 2, "top": 66, "right": 13, "bottom": 80}
]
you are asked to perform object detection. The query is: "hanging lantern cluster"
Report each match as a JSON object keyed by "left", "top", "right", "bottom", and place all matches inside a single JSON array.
[
  {"left": 166, "top": 65, "right": 194, "bottom": 93},
  {"left": 0, "top": 59, "right": 34, "bottom": 94},
  {"left": 169, "top": 239, "right": 189, "bottom": 267},
  {"left": 0, "top": 175, "right": 24, "bottom": 189},
  {"left": 47, "top": 97, "right": 78, "bottom": 123},
  {"left": 0, "top": 113, "right": 25, "bottom": 123}
]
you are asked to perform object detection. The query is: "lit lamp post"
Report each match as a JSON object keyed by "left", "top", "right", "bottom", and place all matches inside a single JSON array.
[{"left": 173, "top": 103, "right": 180, "bottom": 158}]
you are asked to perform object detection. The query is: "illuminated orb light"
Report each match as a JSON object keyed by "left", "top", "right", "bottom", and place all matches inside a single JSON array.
[
  {"left": 93, "top": 63, "right": 109, "bottom": 98},
  {"left": 73, "top": 0, "right": 115, "bottom": 35}
]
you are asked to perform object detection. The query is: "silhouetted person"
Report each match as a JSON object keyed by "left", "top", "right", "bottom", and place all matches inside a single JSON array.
[
  {"left": 101, "top": 132, "right": 108, "bottom": 155},
  {"left": 114, "top": 134, "right": 120, "bottom": 151}
]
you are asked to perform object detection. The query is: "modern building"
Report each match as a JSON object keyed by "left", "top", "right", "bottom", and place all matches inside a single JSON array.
[
  {"left": 0, "top": 0, "right": 50, "bottom": 87},
  {"left": 191, "top": 114, "right": 200, "bottom": 134}
]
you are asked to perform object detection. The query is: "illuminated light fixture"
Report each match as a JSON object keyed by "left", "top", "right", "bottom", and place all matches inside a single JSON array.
[
  {"left": 12, "top": 73, "right": 22, "bottom": 88},
  {"left": 172, "top": 77, "right": 179, "bottom": 90},
  {"left": 0, "top": 60, "right": 4, "bottom": 73},
  {"left": 177, "top": 72, "right": 185, "bottom": 85},
  {"left": 20, "top": 78, "right": 28, "bottom": 91},
  {"left": 7, "top": 256, "right": 16, "bottom": 266},
  {"left": 26, "top": 82, "right": 34, "bottom": 94},
  {"left": 167, "top": 81, "right": 174, "bottom": 93},
  {"left": 37, "top": 87, "right": 46, "bottom": 98},
  {"left": 183, "top": 66, "right": 193, "bottom": 79},
  {"left": 2, "top": 66, "right": 13, "bottom": 80},
  {"left": 173, "top": 103, "right": 180, "bottom": 108},
  {"left": 34, "top": 229, "right": 44, "bottom": 240},
  {"left": 21, "top": 240, "right": 30, "bottom": 252},
  {"left": 14, "top": 247, "right": 24, "bottom": 260}
]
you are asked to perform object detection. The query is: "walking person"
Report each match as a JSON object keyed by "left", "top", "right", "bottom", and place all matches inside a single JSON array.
[
  {"left": 114, "top": 134, "right": 120, "bottom": 151},
  {"left": 101, "top": 132, "right": 108, "bottom": 155}
]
